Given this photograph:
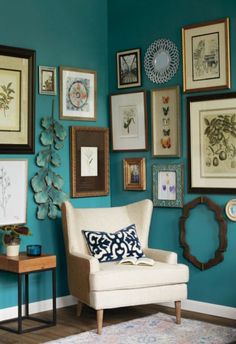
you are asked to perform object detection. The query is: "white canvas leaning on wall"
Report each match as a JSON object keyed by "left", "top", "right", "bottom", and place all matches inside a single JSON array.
[{"left": 0, "top": 159, "right": 28, "bottom": 226}]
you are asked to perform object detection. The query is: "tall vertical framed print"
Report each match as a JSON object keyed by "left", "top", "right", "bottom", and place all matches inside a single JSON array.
[
  {"left": 0, "top": 45, "right": 35, "bottom": 154},
  {"left": 182, "top": 18, "right": 230, "bottom": 92},
  {"left": 151, "top": 86, "right": 181, "bottom": 157},
  {"left": 116, "top": 48, "right": 141, "bottom": 89}
]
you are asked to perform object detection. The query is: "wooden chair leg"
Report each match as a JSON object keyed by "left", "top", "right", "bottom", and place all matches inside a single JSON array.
[
  {"left": 97, "top": 309, "right": 104, "bottom": 335},
  {"left": 76, "top": 301, "right": 83, "bottom": 317},
  {"left": 175, "top": 301, "right": 181, "bottom": 324}
]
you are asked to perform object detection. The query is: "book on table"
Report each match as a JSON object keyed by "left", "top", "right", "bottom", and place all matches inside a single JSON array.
[{"left": 118, "top": 256, "right": 154, "bottom": 266}]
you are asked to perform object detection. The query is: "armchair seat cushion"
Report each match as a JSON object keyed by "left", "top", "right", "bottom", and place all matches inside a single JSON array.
[{"left": 90, "top": 261, "right": 189, "bottom": 292}]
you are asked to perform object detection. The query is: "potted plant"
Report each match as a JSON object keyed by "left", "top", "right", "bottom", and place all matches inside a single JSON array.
[{"left": 0, "top": 225, "right": 31, "bottom": 257}]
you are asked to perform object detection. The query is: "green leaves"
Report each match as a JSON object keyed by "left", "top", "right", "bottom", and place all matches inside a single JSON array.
[{"left": 31, "top": 111, "right": 68, "bottom": 220}]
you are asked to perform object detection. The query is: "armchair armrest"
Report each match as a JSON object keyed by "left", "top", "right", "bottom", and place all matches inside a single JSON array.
[
  {"left": 66, "top": 252, "right": 100, "bottom": 302},
  {"left": 143, "top": 248, "right": 177, "bottom": 264}
]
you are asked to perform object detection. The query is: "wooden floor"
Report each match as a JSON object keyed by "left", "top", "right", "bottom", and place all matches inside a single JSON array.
[{"left": 0, "top": 304, "right": 236, "bottom": 344}]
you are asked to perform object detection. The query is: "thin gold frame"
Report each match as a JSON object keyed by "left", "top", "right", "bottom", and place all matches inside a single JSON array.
[{"left": 123, "top": 157, "right": 146, "bottom": 191}]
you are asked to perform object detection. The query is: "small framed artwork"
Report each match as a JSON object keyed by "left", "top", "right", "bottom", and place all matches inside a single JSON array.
[
  {"left": 182, "top": 18, "right": 230, "bottom": 92},
  {"left": 0, "top": 159, "right": 28, "bottom": 225},
  {"left": 225, "top": 199, "right": 236, "bottom": 221},
  {"left": 117, "top": 48, "right": 141, "bottom": 89},
  {"left": 110, "top": 91, "right": 148, "bottom": 151},
  {"left": 0, "top": 45, "right": 35, "bottom": 154},
  {"left": 151, "top": 85, "right": 181, "bottom": 157},
  {"left": 70, "top": 126, "right": 109, "bottom": 197},
  {"left": 123, "top": 157, "right": 146, "bottom": 191},
  {"left": 153, "top": 164, "right": 184, "bottom": 208},
  {"left": 39, "top": 66, "right": 57, "bottom": 95},
  {"left": 187, "top": 92, "right": 236, "bottom": 193},
  {"left": 60, "top": 66, "right": 96, "bottom": 121}
]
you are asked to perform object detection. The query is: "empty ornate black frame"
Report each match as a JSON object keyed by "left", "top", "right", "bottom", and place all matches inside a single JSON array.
[{"left": 180, "top": 196, "right": 227, "bottom": 270}]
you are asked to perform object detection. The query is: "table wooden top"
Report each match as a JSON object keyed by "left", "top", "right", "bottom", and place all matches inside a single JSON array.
[{"left": 0, "top": 253, "right": 56, "bottom": 273}]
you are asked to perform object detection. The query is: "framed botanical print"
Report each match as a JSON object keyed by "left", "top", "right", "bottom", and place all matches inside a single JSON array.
[
  {"left": 153, "top": 163, "right": 184, "bottom": 208},
  {"left": 151, "top": 86, "right": 181, "bottom": 157},
  {"left": 116, "top": 48, "right": 141, "bottom": 88},
  {"left": 0, "top": 159, "right": 28, "bottom": 225},
  {"left": 123, "top": 157, "right": 146, "bottom": 191},
  {"left": 187, "top": 92, "right": 236, "bottom": 193},
  {"left": 110, "top": 91, "right": 148, "bottom": 151},
  {"left": 70, "top": 126, "right": 109, "bottom": 197},
  {"left": 39, "top": 66, "right": 57, "bottom": 95},
  {"left": 60, "top": 66, "right": 96, "bottom": 121},
  {"left": 0, "top": 45, "right": 35, "bottom": 154},
  {"left": 182, "top": 18, "right": 230, "bottom": 92}
]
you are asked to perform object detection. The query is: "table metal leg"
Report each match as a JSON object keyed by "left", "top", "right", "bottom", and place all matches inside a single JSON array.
[
  {"left": 18, "top": 274, "right": 22, "bottom": 333},
  {"left": 25, "top": 273, "right": 29, "bottom": 317},
  {"left": 52, "top": 268, "right": 57, "bottom": 324}
]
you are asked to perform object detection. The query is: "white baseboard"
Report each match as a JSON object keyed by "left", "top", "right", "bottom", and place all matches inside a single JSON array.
[
  {"left": 1, "top": 295, "right": 236, "bottom": 321},
  {"left": 160, "top": 299, "right": 236, "bottom": 320}
]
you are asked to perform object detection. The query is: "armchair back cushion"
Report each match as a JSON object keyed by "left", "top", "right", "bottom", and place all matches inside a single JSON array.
[{"left": 62, "top": 199, "right": 153, "bottom": 256}]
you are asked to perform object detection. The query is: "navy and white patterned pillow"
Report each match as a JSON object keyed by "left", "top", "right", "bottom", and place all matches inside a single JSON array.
[{"left": 82, "top": 224, "right": 144, "bottom": 262}]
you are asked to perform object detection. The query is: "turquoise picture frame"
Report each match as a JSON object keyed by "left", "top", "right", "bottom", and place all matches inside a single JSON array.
[{"left": 153, "top": 163, "right": 184, "bottom": 208}]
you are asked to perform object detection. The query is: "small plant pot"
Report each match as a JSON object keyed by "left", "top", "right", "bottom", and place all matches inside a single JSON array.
[{"left": 6, "top": 244, "right": 20, "bottom": 257}]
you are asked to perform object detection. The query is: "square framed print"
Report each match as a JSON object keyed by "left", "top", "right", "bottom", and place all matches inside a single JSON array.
[
  {"left": 182, "top": 18, "right": 230, "bottom": 92},
  {"left": 153, "top": 163, "right": 184, "bottom": 208},
  {"left": 70, "top": 126, "right": 109, "bottom": 197},
  {"left": 123, "top": 157, "right": 146, "bottom": 191},
  {"left": 0, "top": 45, "right": 35, "bottom": 154},
  {"left": 0, "top": 159, "right": 28, "bottom": 225},
  {"left": 110, "top": 91, "right": 148, "bottom": 151},
  {"left": 39, "top": 66, "right": 57, "bottom": 95},
  {"left": 187, "top": 92, "right": 236, "bottom": 193},
  {"left": 60, "top": 66, "right": 96, "bottom": 121},
  {"left": 151, "top": 85, "right": 181, "bottom": 157},
  {"left": 117, "top": 48, "right": 141, "bottom": 89}
]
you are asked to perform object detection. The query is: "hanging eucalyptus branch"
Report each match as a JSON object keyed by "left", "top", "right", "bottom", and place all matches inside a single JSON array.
[{"left": 31, "top": 101, "right": 68, "bottom": 220}]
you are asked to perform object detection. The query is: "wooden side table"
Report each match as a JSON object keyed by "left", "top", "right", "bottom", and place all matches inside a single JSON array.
[{"left": 0, "top": 253, "right": 57, "bottom": 334}]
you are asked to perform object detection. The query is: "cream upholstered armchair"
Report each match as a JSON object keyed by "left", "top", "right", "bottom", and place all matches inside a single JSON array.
[{"left": 61, "top": 199, "right": 189, "bottom": 334}]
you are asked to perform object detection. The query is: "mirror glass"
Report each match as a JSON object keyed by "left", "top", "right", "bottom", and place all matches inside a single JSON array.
[{"left": 153, "top": 51, "right": 170, "bottom": 73}]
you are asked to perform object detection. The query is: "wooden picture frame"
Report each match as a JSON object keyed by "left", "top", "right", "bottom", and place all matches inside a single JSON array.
[
  {"left": 187, "top": 92, "right": 236, "bottom": 193},
  {"left": 151, "top": 85, "right": 181, "bottom": 157},
  {"left": 70, "top": 126, "right": 109, "bottom": 197},
  {"left": 0, "top": 159, "right": 28, "bottom": 226},
  {"left": 60, "top": 66, "right": 96, "bottom": 121},
  {"left": 0, "top": 45, "right": 35, "bottom": 154},
  {"left": 110, "top": 91, "right": 148, "bottom": 151},
  {"left": 116, "top": 48, "right": 141, "bottom": 89},
  {"left": 123, "top": 157, "right": 146, "bottom": 191},
  {"left": 39, "top": 66, "right": 57, "bottom": 95},
  {"left": 153, "top": 163, "right": 184, "bottom": 208},
  {"left": 182, "top": 18, "right": 230, "bottom": 92}
]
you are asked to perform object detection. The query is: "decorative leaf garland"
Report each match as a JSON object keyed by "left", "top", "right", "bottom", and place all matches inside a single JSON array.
[{"left": 31, "top": 102, "right": 68, "bottom": 220}]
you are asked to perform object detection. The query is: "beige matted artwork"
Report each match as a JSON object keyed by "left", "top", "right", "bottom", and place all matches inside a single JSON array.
[
  {"left": 151, "top": 85, "right": 181, "bottom": 157},
  {"left": 182, "top": 18, "right": 230, "bottom": 92}
]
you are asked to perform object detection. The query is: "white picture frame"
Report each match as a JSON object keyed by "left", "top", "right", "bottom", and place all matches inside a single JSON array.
[
  {"left": 0, "top": 159, "right": 28, "bottom": 226},
  {"left": 39, "top": 66, "right": 57, "bottom": 95}
]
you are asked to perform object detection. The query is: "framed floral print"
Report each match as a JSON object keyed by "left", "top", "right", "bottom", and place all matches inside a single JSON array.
[
  {"left": 0, "top": 45, "right": 35, "bottom": 154},
  {"left": 153, "top": 163, "right": 184, "bottom": 208},
  {"left": 60, "top": 66, "right": 96, "bottom": 121},
  {"left": 116, "top": 48, "right": 141, "bottom": 88},
  {"left": 187, "top": 92, "right": 236, "bottom": 193},
  {"left": 182, "top": 18, "right": 230, "bottom": 92},
  {"left": 39, "top": 66, "right": 57, "bottom": 95},
  {"left": 123, "top": 157, "right": 146, "bottom": 191},
  {"left": 70, "top": 126, "right": 109, "bottom": 197},
  {"left": 151, "top": 85, "right": 181, "bottom": 157},
  {"left": 110, "top": 91, "right": 148, "bottom": 151}
]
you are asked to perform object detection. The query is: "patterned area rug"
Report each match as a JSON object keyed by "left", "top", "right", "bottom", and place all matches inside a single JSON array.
[{"left": 45, "top": 312, "right": 236, "bottom": 344}]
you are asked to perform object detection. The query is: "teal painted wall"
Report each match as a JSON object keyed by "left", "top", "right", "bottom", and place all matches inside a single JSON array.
[
  {"left": 0, "top": 0, "right": 110, "bottom": 309},
  {"left": 108, "top": 0, "right": 236, "bottom": 307}
]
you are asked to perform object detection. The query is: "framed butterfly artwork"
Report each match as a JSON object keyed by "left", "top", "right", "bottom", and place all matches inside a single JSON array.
[{"left": 151, "top": 86, "right": 181, "bottom": 157}]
